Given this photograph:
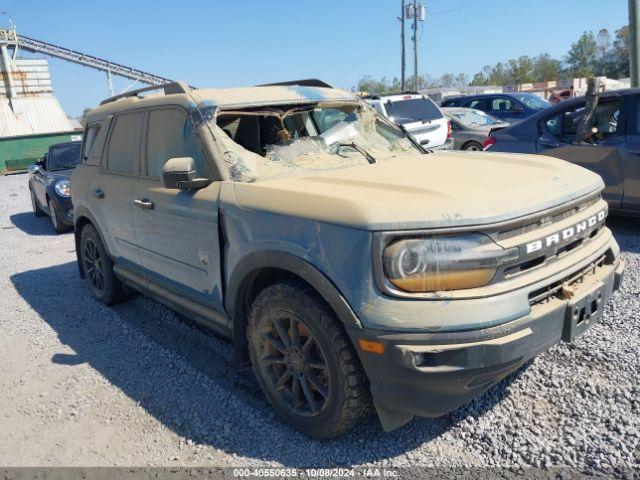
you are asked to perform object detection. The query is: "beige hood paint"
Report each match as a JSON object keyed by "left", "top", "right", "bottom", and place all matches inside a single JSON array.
[{"left": 220, "top": 151, "right": 604, "bottom": 231}]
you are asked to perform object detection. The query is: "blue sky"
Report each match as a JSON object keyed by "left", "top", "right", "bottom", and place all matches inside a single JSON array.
[{"left": 5, "top": 0, "right": 630, "bottom": 117}]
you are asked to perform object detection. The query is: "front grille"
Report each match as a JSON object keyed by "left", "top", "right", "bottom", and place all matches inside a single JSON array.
[
  {"left": 504, "top": 226, "right": 602, "bottom": 278},
  {"left": 498, "top": 193, "right": 601, "bottom": 241},
  {"left": 528, "top": 251, "right": 612, "bottom": 306}
]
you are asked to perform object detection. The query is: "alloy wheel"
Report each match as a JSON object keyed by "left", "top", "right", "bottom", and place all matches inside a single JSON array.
[
  {"left": 83, "top": 238, "right": 105, "bottom": 293},
  {"left": 50, "top": 203, "right": 59, "bottom": 230},
  {"left": 30, "top": 190, "right": 38, "bottom": 213},
  {"left": 259, "top": 312, "right": 331, "bottom": 416}
]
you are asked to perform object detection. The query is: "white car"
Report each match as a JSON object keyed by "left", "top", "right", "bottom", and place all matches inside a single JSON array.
[{"left": 365, "top": 92, "right": 453, "bottom": 150}]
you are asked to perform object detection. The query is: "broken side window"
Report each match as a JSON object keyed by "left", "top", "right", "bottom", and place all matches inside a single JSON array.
[{"left": 545, "top": 100, "right": 622, "bottom": 145}]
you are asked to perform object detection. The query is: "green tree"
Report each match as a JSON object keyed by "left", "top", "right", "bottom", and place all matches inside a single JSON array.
[
  {"left": 356, "top": 75, "right": 392, "bottom": 94},
  {"left": 507, "top": 56, "right": 535, "bottom": 84},
  {"left": 533, "top": 53, "right": 561, "bottom": 82},
  {"left": 611, "top": 25, "right": 630, "bottom": 78},
  {"left": 565, "top": 31, "right": 597, "bottom": 77}
]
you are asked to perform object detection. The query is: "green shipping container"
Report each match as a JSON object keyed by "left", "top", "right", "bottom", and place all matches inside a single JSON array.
[{"left": 0, "top": 130, "right": 83, "bottom": 174}]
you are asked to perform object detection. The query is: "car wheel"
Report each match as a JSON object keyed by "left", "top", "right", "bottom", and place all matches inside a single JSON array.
[
  {"left": 463, "top": 141, "right": 483, "bottom": 151},
  {"left": 247, "top": 281, "right": 371, "bottom": 439},
  {"left": 48, "top": 200, "right": 70, "bottom": 234},
  {"left": 80, "top": 224, "right": 127, "bottom": 305},
  {"left": 30, "top": 188, "right": 45, "bottom": 217}
]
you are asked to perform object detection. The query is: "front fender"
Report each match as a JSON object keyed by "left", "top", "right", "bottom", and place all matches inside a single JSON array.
[{"left": 226, "top": 250, "right": 362, "bottom": 330}]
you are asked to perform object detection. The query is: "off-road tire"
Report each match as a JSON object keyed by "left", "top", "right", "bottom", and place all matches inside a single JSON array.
[
  {"left": 48, "top": 199, "right": 70, "bottom": 234},
  {"left": 463, "top": 141, "right": 483, "bottom": 151},
  {"left": 247, "top": 280, "right": 371, "bottom": 439},
  {"left": 79, "top": 224, "right": 127, "bottom": 305},
  {"left": 30, "top": 188, "right": 45, "bottom": 217}
]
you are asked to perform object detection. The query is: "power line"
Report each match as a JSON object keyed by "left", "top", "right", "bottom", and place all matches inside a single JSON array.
[{"left": 429, "top": 0, "right": 479, "bottom": 15}]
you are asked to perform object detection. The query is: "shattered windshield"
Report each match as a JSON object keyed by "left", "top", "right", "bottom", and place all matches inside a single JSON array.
[{"left": 208, "top": 102, "right": 420, "bottom": 182}]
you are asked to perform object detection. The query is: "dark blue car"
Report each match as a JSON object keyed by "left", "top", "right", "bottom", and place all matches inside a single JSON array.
[
  {"left": 441, "top": 92, "right": 550, "bottom": 124},
  {"left": 28, "top": 141, "right": 81, "bottom": 233}
]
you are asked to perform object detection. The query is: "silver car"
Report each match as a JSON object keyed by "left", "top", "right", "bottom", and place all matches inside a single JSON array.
[{"left": 442, "top": 107, "right": 508, "bottom": 151}]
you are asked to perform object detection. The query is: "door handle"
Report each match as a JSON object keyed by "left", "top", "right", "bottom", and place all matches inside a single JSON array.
[
  {"left": 134, "top": 198, "right": 154, "bottom": 210},
  {"left": 92, "top": 188, "right": 105, "bottom": 199},
  {"left": 540, "top": 141, "right": 561, "bottom": 148},
  {"left": 628, "top": 150, "right": 640, "bottom": 156}
]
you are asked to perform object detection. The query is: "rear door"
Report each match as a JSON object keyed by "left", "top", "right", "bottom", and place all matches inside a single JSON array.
[
  {"left": 536, "top": 97, "right": 625, "bottom": 208},
  {"left": 621, "top": 94, "right": 640, "bottom": 211},
  {"left": 131, "top": 106, "right": 225, "bottom": 315},
  {"left": 89, "top": 111, "right": 143, "bottom": 265}
]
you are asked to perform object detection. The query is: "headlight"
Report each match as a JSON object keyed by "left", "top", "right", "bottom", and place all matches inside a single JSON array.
[
  {"left": 382, "top": 234, "right": 518, "bottom": 292},
  {"left": 55, "top": 180, "right": 71, "bottom": 197}
]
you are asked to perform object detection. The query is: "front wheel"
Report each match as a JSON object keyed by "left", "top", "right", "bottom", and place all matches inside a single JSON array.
[
  {"left": 30, "top": 188, "right": 45, "bottom": 217},
  {"left": 49, "top": 200, "right": 70, "bottom": 234},
  {"left": 247, "top": 281, "right": 371, "bottom": 439}
]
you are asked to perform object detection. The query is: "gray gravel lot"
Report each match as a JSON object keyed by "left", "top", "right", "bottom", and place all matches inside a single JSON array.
[{"left": 0, "top": 172, "right": 638, "bottom": 470}]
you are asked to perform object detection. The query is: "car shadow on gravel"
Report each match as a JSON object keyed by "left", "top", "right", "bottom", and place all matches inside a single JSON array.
[
  {"left": 12, "top": 261, "right": 528, "bottom": 466},
  {"left": 9, "top": 212, "right": 59, "bottom": 236}
]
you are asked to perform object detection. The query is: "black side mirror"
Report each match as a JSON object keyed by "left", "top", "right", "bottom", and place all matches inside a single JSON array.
[{"left": 162, "top": 157, "right": 210, "bottom": 190}]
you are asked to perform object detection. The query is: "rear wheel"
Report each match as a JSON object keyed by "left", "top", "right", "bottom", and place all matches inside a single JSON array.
[
  {"left": 30, "top": 188, "right": 45, "bottom": 217},
  {"left": 247, "top": 281, "right": 371, "bottom": 438},
  {"left": 48, "top": 199, "right": 70, "bottom": 234},
  {"left": 80, "top": 224, "right": 127, "bottom": 305},
  {"left": 463, "top": 141, "right": 483, "bottom": 151}
]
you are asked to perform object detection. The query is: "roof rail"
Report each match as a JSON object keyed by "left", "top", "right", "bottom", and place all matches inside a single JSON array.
[
  {"left": 99, "top": 81, "right": 191, "bottom": 106},
  {"left": 257, "top": 79, "right": 334, "bottom": 89}
]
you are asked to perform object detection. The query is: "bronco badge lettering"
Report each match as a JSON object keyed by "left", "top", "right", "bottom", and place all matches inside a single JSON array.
[{"left": 526, "top": 210, "right": 606, "bottom": 254}]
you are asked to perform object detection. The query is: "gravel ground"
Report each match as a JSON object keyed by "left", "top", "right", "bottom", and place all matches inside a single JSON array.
[{"left": 0, "top": 172, "right": 638, "bottom": 471}]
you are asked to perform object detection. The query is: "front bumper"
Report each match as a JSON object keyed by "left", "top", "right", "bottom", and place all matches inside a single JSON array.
[
  {"left": 349, "top": 255, "right": 624, "bottom": 430},
  {"left": 53, "top": 195, "right": 74, "bottom": 226}
]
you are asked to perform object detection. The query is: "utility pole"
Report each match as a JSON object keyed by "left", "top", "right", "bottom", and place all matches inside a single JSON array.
[
  {"left": 400, "top": 0, "right": 406, "bottom": 90},
  {"left": 413, "top": 0, "right": 419, "bottom": 91},
  {"left": 630, "top": 0, "right": 640, "bottom": 87}
]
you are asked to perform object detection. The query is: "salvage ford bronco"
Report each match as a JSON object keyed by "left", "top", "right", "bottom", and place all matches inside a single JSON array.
[{"left": 71, "top": 80, "right": 624, "bottom": 438}]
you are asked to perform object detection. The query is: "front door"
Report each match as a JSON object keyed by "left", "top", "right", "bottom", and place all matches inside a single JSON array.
[
  {"left": 131, "top": 107, "right": 224, "bottom": 314},
  {"left": 536, "top": 97, "right": 625, "bottom": 209}
]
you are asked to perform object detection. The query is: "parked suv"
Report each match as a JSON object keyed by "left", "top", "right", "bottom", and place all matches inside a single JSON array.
[
  {"left": 442, "top": 92, "right": 550, "bottom": 124},
  {"left": 72, "top": 80, "right": 623, "bottom": 438},
  {"left": 364, "top": 92, "right": 453, "bottom": 149}
]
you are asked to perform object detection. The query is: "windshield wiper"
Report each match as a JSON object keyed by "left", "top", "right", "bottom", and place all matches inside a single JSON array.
[{"left": 336, "top": 142, "right": 376, "bottom": 164}]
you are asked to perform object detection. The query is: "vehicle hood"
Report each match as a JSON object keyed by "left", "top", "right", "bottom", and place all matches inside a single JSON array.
[
  {"left": 220, "top": 151, "right": 603, "bottom": 230},
  {"left": 48, "top": 169, "right": 73, "bottom": 181}
]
